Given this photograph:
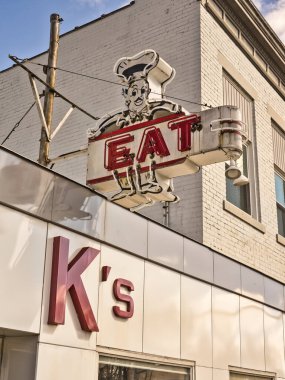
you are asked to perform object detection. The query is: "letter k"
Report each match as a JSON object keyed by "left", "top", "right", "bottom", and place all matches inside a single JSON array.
[{"left": 48, "top": 236, "right": 100, "bottom": 332}]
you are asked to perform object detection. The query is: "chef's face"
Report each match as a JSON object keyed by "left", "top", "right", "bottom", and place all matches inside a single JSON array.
[{"left": 126, "top": 78, "right": 150, "bottom": 113}]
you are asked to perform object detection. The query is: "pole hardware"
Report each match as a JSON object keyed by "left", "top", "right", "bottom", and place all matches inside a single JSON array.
[{"left": 9, "top": 13, "right": 99, "bottom": 167}]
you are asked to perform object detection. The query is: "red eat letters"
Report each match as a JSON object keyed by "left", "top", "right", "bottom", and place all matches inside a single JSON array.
[
  {"left": 48, "top": 236, "right": 100, "bottom": 332},
  {"left": 137, "top": 127, "right": 170, "bottom": 163},
  {"left": 169, "top": 118, "right": 193, "bottom": 151},
  {"left": 105, "top": 134, "right": 134, "bottom": 170}
]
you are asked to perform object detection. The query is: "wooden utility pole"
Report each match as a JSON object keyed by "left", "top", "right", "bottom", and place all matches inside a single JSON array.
[{"left": 38, "top": 13, "right": 61, "bottom": 166}]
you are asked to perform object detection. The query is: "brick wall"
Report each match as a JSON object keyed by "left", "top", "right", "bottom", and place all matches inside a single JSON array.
[
  {"left": 0, "top": 0, "right": 203, "bottom": 240},
  {"left": 200, "top": 3, "right": 285, "bottom": 282}
]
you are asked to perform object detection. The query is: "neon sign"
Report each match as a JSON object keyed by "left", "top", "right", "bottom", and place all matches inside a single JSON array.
[{"left": 87, "top": 50, "right": 246, "bottom": 210}]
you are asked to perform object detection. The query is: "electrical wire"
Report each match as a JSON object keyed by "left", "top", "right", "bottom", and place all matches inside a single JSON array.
[
  {"left": 1, "top": 101, "right": 36, "bottom": 145},
  {"left": 17, "top": 58, "right": 213, "bottom": 109},
  {"left": 5, "top": 57, "right": 211, "bottom": 142}
]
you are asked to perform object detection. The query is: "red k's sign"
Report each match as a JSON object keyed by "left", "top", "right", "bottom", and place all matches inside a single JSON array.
[{"left": 48, "top": 237, "right": 134, "bottom": 332}]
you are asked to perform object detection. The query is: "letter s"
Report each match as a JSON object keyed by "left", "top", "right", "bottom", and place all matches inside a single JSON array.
[{"left": 113, "top": 278, "right": 134, "bottom": 319}]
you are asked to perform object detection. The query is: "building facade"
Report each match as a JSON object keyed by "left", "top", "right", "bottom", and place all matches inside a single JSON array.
[
  {"left": 0, "top": 146, "right": 285, "bottom": 380},
  {"left": 0, "top": 0, "right": 285, "bottom": 379},
  {"left": 1, "top": 0, "right": 285, "bottom": 281}
]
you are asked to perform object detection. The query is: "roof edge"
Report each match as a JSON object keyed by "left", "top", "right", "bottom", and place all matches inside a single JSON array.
[{"left": 237, "top": 0, "right": 285, "bottom": 61}]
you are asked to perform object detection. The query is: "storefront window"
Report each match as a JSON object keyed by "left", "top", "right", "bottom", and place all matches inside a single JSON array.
[{"left": 99, "top": 356, "right": 191, "bottom": 380}]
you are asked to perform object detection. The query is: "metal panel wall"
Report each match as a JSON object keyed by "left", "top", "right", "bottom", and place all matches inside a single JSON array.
[
  {"left": 97, "top": 245, "right": 145, "bottom": 352},
  {"left": 212, "top": 288, "right": 240, "bottom": 369},
  {"left": 0, "top": 205, "right": 47, "bottom": 333},
  {"left": 35, "top": 343, "right": 99, "bottom": 380},
  {"left": 0, "top": 208, "right": 283, "bottom": 379},
  {"left": 181, "top": 277, "right": 212, "bottom": 366},
  {"left": 143, "top": 263, "right": 181, "bottom": 358},
  {"left": 239, "top": 298, "right": 265, "bottom": 370}
]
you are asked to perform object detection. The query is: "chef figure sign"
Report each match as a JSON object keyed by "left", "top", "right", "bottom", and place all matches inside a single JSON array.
[
  {"left": 90, "top": 50, "right": 183, "bottom": 134},
  {"left": 87, "top": 50, "right": 247, "bottom": 211}
]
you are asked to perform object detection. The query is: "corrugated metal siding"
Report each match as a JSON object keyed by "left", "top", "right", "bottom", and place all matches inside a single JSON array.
[
  {"left": 272, "top": 121, "right": 285, "bottom": 173},
  {"left": 223, "top": 73, "right": 254, "bottom": 140}
]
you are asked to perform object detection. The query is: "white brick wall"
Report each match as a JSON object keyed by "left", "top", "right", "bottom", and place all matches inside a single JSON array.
[
  {"left": 0, "top": 0, "right": 203, "bottom": 239},
  {"left": 200, "top": 3, "right": 285, "bottom": 282}
]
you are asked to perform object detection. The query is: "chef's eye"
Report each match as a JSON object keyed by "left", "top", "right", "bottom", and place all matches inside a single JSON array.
[{"left": 141, "top": 88, "right": 146, "bottom": 94}]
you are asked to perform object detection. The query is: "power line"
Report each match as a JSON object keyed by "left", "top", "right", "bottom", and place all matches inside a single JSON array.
[
  {"left": 17, "top": 58, "right": 212, "bottom": 109},
  {"left": 5, "top": 57, "right": 211, "bottom": 144},
  {"left": 10, "top": 55, "right": 101, "bottom": 122},
  {"left": 1, "top": 101, "right": 36, "bottom": 145}
]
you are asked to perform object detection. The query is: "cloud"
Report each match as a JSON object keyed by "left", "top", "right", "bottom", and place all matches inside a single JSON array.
[
  {"left": 253, "top": 0, "right": 263, "bottom": 10},
  {"left": 119, "top": 0, "right": 130, "bottom": 5},
  {"left": 264, "top": 0, "right": 285, "bottom": 42},
  {"left": 253, "top": 0, "right": 285, "bottom": 43},
  {"left": 75, "top": 0, "right": 105, "bottom": 7},
  {"left": 74, "top": 0, "right": 129, "bottom": 8}
]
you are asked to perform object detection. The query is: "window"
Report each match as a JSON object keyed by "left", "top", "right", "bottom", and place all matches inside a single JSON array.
[
  {"left": 99, "top": 356, "right": 191, "bottom": 380},
  {"left": 230, "top": 373, "right": 274, "bottom": 380},
  {"left": 226, "top": 145, "right": 250, "bottom": 213},
  {"left": 0, "top": 337, "right": 37, "bottom": 380},
  {"left": 223, "top": 72, "right": 259, "bottom": 218},
  {"left": 275, "top": 172, "right": 285, "bottom": 237},
  {"left": 272, "top": 121, "right": 285, "bottom": 172},
  {"left": 272, "top": 121, "right": 285, "bottom": 237}
]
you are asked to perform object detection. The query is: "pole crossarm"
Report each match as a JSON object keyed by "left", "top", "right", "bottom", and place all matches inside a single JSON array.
[
  {"left": 9, "top": 55, "right": 100, "bottom": 122},
  {"left": 50, "top": 106, "right": 75, "bottom": 140},
  {"left": 28, "top": 74, "right": 50, "bottom": 140}
]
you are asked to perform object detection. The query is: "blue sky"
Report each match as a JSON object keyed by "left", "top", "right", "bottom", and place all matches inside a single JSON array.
[
  {"left": 254, "top": 0, "right": 285, "bottom": 41},
  {"left": 0, "top": 0, "right": 128, "bottom": 71},
  {"left": 0, "top": 0, "right": 284, "bottom": 72}
]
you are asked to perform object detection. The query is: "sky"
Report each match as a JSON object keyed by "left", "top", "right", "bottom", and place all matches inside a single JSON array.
[
  {"left": 254, "top": 0, "right": 285, "bottom": 41},
  {"left": 0, "top": 0, "right": 129, "bottom": 71},
  {"left": 0, "top": 0, "right": 285, "bottom": 72}
]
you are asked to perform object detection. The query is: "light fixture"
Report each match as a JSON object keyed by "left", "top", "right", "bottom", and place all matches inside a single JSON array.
[
  {"left": 225, "top": 159, "right": 241, "bottom": 180},
  {"left": 233, "top": 175, "right": 249, "bottom": 186}
]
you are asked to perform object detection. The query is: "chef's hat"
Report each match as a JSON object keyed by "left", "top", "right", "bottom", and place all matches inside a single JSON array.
[{"left": 114, "top": 50, "right": 159, "bottom": 83}]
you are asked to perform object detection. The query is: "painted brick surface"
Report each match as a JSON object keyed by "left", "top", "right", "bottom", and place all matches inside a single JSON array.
[
  {"left": 0, "top": 0, "right": 203, "bottom": 240},
  {"left": 200, "top": 3, "right": 285, "bottom": 282}
]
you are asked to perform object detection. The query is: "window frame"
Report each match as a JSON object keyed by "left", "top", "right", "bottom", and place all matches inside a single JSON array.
[
  {"left": 229, "top": 366, "right": 276, "bottom": 380},
  {"left": 274, "top": 168, "right": 285, "bottom": 238},
  {"left": 272, "top": 119, "right": 285, "bottom": 238},
  {"left": 230, "top": 373, "right": 275, "bottom": 380},
  {"left": 223, "top": 70, "right": 260, "bottom": 220},
  {"left": 98, "top": 354, "right": 193, "bottom": 380}
]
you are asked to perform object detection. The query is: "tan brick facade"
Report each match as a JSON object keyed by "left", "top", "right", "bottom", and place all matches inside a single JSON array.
[{"left": 200, "top": 1, "right": 285, "bottom": 281}]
